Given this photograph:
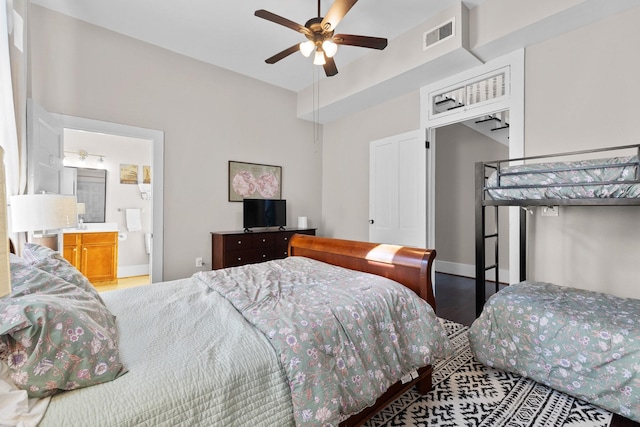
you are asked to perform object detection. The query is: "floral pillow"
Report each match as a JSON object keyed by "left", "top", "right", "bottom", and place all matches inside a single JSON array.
[
  {"left": 21, "top": 243, "right": 104, "bottom": 304},
  {"left": 1, "top": 259, "right": 127, "bottom": 398}
]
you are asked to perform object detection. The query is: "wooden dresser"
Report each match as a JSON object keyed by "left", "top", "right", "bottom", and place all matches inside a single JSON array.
[
  {"left": 211, "top": 228, "right": 316, "bottom": 269},
  {"left": 63, "top": 231, "right": 118, "bottom": 283}
]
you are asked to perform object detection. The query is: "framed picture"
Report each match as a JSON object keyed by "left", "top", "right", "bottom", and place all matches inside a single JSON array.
[
  {"left": 228, "top": 161, "right": 282, "bottom": 202},
  {"left": 143, "top": 165, "right": 151, "bottom": 184},
  {"left": 120, "top": 164, "right": 138, "bottom": 184}
]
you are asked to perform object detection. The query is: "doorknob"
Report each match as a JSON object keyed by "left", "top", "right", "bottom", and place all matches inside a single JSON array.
[{"left": 369, "top": 219, "right": 375, "bottom": 224}]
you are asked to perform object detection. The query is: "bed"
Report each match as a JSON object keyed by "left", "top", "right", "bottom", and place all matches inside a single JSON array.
[
  {"left": 475, "top": 143, "right": 640, "bottom": 316},
  {"left": 0, "top": 234, "right": 452, "bottom": 427},
  {"left": 470, "top": 144, "right": 640, "bottom": 423}
]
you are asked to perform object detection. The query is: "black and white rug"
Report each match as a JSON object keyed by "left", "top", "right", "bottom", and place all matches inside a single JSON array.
[{"left": 365, "top": 320, "right": 613, "bottom": 427}]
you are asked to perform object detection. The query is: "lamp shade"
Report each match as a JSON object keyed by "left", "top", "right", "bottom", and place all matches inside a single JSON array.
[
  {"left": 322, "top": 40, "right": 338, "bottom": 58},
  {"left": 313, "top": 50, "right": 326, "bottom": 65},
  {"left": 76, "top": 202, "right": 86, "bottom": 215},
  {"left": 0, "top": 148, "right": 10, "bottom": 297},
  {"left": 9, "top": 194, "right": 78, "bottom": 233},
  {"left": 299, "top": 40, "right": 314, "bottom": 57}
]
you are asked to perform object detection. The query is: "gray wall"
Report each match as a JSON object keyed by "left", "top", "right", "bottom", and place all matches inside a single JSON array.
[
  {"left": 320, "top": 91, "right": 420, "bottom": 239},
  {"left": 524, "top": 6, "right": 640, "bottom": 298},
  {"left": 29, "top": 5, "right": 322, "bottom": 281}
]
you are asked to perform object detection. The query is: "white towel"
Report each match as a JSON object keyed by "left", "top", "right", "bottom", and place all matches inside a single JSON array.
[{"left": 125, "top": 209, "right": 142, "bottom": 232}]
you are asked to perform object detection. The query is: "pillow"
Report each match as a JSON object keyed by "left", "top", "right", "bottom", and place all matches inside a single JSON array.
[
  {"left": 1, "top": 260, "right": 127, "bottom": 398},
  {"left": 21, "top": 243, "right": 104, "bottom": 304}
]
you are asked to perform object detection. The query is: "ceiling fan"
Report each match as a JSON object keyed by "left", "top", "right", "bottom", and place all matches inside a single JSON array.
[{"left": 255, "top": 0, "right": 388, "bottom": 77}]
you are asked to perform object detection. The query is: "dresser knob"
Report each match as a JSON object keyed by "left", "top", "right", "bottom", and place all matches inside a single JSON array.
[
  {"left": 237, "top": 241, "right": 242, "bottom": 245},
  {"left": 284, "top": 237, "right": 288, "bottom": 241},
  {"left": 237, "top": 257, "right": 242, "bottom": 261},
  {"left": 262, "top": 238, "right": 266, "bottom": 242}
]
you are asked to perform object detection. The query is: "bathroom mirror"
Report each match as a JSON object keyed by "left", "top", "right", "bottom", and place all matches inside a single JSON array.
[{"left": 62, "top": 167, "right": 107, "bottom": 223}]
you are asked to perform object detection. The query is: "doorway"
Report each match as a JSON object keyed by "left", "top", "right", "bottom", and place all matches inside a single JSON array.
[
  {"left": 432, "top": 116, "right": 510, "bottom": 280},
  {"left": 421, "top": 49, "right": 524, "bottom": 285},
  {"left": 63, "top": 129, "right": 153, "bottom": 281},
  {"left": 56, "top": 115, "right": 165, "bottom": 283}
]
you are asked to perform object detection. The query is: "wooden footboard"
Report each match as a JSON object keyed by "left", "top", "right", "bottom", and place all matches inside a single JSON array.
[{"left": 288, "top": 234, "right": 437, "bottom": 426}]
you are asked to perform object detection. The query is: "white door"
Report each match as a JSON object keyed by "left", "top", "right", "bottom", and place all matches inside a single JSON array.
[
  {"left": 369, "top": 130, "right": 426, "bottom": 248},
  {"left": 27, "top": 99, "right": 64, "bottom": 194}
]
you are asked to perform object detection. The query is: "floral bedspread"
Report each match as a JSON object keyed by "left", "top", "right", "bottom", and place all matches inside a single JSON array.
[
  {"left": 487, "top": 155, "right": 640, "bottom": 200},
  {"left": 195, "top": 256, "right": 452, "bottom": 427},
  {"left": 469, "top": 281, "right": 640, "bottom": 422}
]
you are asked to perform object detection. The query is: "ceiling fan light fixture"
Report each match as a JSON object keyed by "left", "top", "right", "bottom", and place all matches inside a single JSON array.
[
  {"left": 299, "top": 40, "right": 314, "bottom": 57},
  {"left": 313, "top": 49, "right": 326, "bottom": 65},
  {"left": 322, "top": 39, "right": 338, "bottom": 58}
]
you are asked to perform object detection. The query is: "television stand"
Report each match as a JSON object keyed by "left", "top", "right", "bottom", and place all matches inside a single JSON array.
[{"left": 211, "top": 228, "right": 317, "bottom": 269}]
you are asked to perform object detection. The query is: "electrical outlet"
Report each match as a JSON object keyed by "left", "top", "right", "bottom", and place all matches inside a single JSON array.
[
  {"left": 541, "top": 206, "right": 559, "bottom": 217},
  {"left": 195, "top": 257, "right": 203, "bottom": 267}
]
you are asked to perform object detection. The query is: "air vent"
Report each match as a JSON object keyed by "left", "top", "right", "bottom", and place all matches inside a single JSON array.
[{"left": 423, "top": 19, "right": 454, "bottom": 50}]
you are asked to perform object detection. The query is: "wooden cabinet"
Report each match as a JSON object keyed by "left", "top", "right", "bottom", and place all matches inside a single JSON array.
[
  {"left": 211, "top": 228, "right": 316, "bottom": 269},
  {"left": 63, "top": 232, "right": 118, "bottom": 283}
]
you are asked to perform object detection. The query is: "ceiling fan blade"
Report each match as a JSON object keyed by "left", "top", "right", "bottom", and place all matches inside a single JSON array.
[
  {"left": 323, "top": 56, "right": 338, "bottom": 77},
  {"left": 321, "top": 0, "right": 358, "bottom": 32},
  {"left": 333, "top": 34, "right": 388, "bottom": 50},
  {"left": 265, "top": 44, "right": 301, "bottom": 64},
  {"left": 255, "top": 9, "right": 312, "bottom": 36}
]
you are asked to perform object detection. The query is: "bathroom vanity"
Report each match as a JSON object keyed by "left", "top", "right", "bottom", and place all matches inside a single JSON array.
[{"left": 63, "top": 227, "right": 118, "bottom": 283}]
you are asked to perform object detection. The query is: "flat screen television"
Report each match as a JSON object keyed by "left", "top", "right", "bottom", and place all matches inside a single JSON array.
[{"left": 243, "top": 199, "right": 286, "bottom": 232}]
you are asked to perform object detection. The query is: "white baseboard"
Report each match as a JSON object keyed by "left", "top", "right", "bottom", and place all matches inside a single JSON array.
[
  {"left": 118, "top": 264, "right": 150, "bottom": 278},
  {"left": 435, "top": 260, "right": 509, "bottom": 283}
]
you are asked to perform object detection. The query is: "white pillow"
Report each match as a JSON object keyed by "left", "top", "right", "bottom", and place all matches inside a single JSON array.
[{"left": 0, "top": 360, "right": 50, "bottom": 427}]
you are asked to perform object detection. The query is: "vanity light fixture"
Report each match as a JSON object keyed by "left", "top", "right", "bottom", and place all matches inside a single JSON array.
[{"left": 64, "top": 150, "right": 107, "bottom": 166}]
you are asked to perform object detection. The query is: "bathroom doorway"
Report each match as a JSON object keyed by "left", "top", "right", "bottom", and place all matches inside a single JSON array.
[{"left": 57, "top": 115, "right": 164, "bottom": 283}]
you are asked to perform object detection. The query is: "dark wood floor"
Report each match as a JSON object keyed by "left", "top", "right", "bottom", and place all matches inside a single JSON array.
[
  {"left": 432, "top": 272, "right": 639, "bottom": 427},
  {"left": 434, "top": 272, "right": 505, "bottom": 326}
]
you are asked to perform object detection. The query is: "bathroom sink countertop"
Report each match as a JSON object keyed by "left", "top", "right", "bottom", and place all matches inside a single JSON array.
[{"left": 63, "top": 222, "right": 119, "bottom": 233}]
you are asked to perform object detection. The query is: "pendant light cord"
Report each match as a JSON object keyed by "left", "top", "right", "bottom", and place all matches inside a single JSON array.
[{"left": 313, "top": 65, "right": 321, "bottom": 149}]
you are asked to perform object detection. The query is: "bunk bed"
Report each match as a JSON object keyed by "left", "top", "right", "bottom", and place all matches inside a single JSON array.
[
  {"left": 472, "top": 144, "right": 640, "bottom": 423},
  {"left": 475, "top": 143, "right": 640, "bottom": 316}
]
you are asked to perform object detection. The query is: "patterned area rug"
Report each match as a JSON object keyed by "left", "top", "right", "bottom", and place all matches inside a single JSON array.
[{"left": 365, "top": 320, "right": 613, "bottom": 427}]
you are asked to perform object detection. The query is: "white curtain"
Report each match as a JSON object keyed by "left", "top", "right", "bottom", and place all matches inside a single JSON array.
[
  {"left": 0, "top": 0, "right": 19, "bottom": 198},
  {"left": 1, "top": 0, "right": 19, "bottom": 294}
]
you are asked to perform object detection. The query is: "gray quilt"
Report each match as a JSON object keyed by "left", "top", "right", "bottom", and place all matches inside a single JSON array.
[
  {"left": 469, "top": 281, "right": 640, "bottom": 422},
  {"left": 487, "top": 155, "right": 640, "bottom": 200}
]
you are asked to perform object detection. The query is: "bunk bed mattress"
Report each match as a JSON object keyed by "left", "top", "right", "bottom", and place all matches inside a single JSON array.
[
  {"left": 40, "top": 277, "right": 294, "bottom": 427},
  {"left": 468, "top": 281, "right": 640, "bottom": 422},
  {"left": 486, "top": 155, "right": 640, "bottom": 200}
]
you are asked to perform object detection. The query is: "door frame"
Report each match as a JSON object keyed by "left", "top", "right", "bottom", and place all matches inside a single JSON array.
[
  {"left": 420, "top": 49, "right": 525, "bottom": 284},
  {"left": 54, "top": 114, "right": 165, "bottom": 283}
]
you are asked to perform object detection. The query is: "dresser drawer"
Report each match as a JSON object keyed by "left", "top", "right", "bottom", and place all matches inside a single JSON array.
[
  {"left": 224, "top": 248, "right": 274, "bottom": 267},
  {"left": 223, "top": 234, "right": 253, "bottom": 250},
  {"left": 252, "top": 233, "right": 274, "bottom": 248}
]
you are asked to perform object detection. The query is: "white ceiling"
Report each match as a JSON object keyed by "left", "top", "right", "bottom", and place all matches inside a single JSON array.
[{"left": 29, "top": 0, "right": 486, "bottom": 93}]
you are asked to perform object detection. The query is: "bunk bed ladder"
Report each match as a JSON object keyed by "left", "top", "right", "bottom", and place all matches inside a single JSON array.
[{"left": 475, "top": 162, "right": 494, "bottom": 317}]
